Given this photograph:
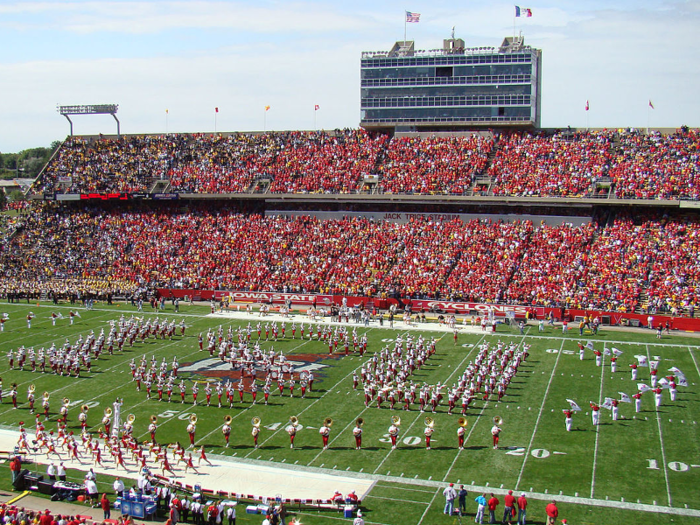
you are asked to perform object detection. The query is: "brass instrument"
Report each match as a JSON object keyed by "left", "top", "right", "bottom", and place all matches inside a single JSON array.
[
  {"left": 458, "top": 417, "right": 468, "bottom": 427},
  {"left": 251, "top": 416, "right": 261, "bottom": 427},
  {"left": 323, "top": 417, "right": 333, "bottom": 428},
  {"left": 63, "top": 397, "right": 70, "bottom": 406},
  {"left": 150, "top": 415, "right": 158, "bottom": 424},
  {"left": 391, "top": 415, "right": 401, "bottom": 426},
  {"left": 290, "top": 416, "right": 299, "bottom": 427},
  {"left": 81, "top": 404, "right": 90, "bottom": 413},
  {"left": 42, "top": 391, "right": 50, "bottom": 400},
  {"left": 104, "top": 407, "right": 112, "bottom": 417},
  {"left": 29, "top": 384, "right": 36, "bottom": 393},
  {"left": 493, "top": 416, "right": 503, "bottom": 426},
  {"left": 224, "top": 415, "right": 233, "bottom": 425},
  {"left": 425, "top": 416, "right": 434, "bottom": 428},
  {"left": 189, "top": 414, "right": 198, "bottom": 424},
  {"left": 127, "top": 414, "right": 136, "bottom": 424},
  {"left": 356, "top": 417, "right": 364, "bottom": 427}
]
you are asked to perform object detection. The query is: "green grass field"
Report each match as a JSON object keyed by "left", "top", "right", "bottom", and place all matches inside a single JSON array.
[{"left": 1, "top": 300, "right": 699, "bottom": 525}]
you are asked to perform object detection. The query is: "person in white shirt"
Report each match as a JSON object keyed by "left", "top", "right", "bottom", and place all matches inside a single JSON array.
[
  {"left": 113, "top": 477, "right": 125, "bottom": 498},
  {"left": 353, "top": 510, "right": 365, "bottom": 525}
]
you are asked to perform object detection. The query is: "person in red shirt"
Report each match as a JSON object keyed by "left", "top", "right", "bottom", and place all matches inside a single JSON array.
[
  {"left": 487, "top": 493, "right": 499, "bottom": 524},
  {"left": 545, "top": 500, "right": 558, "bottom": 524},
  {"left": 503, "top": 490, "right": 516, "bottom": 524},
  {"left": 517, "top": 493, "right": 528, "bottom": 525}
]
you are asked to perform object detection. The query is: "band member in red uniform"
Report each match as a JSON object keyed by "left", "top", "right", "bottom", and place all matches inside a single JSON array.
[
  {"left": 563, "top": 409, "right": 573, "bottom": 431},
  {"left": 186, "top": 416, "right": 197, "bottom": 447},
  {"left": 491, "top": 420, "right": 502, "bottom": 449},
  {"left": 353, "top": 419, "right": 363, "bottom": 450},
  {"left": 590, "top": 402, "right": 600, "bottom": 425},
  {"left": 286, "top": 419, "right": 298, "bottom": 449},
  {"left": 222, "top": 417, "right": 232, "bottom": 447},
  {"left": 388, "top": 420, "right": 400, "bottom": 450},
  {"left": 319, "top": 420, "right": 331, "bottom": 450}
]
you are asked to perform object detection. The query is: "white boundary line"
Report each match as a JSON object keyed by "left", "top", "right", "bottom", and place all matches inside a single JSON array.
[
  {"left": 371, "top": 333, "right": 482, "bottom": 476},
  {"left": 687, "top": 345, "right": 700, "bottom": 381},
  {"left": 416, "top": 486, "right": 442, "bottom": 525},
  {"left": 515, "top": 338, "right": 564, "bottom": 490},
  {"left": 589, "top": 340, "right": 607, "bottom": 499},
  {"left": 647, "top": 344, "right": 672, "bottom": 507}
]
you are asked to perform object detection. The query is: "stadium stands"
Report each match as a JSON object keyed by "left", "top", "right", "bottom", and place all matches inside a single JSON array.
[
  {"left": 36, "top": 128, "right": 699, "bottom": 200},
  {"left": 2, "top": 202, "right": 699, "bottom": 316}
]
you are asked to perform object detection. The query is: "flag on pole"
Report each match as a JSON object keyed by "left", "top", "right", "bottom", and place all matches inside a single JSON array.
[
  {"left": 406, "top": 11, "right": 421, "bottom": 23},
  {"left": 566, "top": 399, "right": 582, "bottom": 412},
  {"left": 612, "top": 347, "right": 623, "bottom": 356},
  {"left": 314, "top": 104, "right": 320, "bottom": 111},
  {"left": 618, "top": 392, "right": 632, "bottom": 403},
  {"left": 515, "top": 6, "right": 532, "bottom": 17},
  {"left": 649, "top": 100, "right": 655, "bottom": 109},
  {"left": 265, "top": 105, "right": 271, "bottom": 111},
  {"left": 215, "top": 107, "right": 219, "bottom": 113},
  {"left": 603, "top": 347, "right": 611, "bottom": 356},
  {"left": 585, "top": 100, "right": 590, "bottom": 111},
  {"left": 669, "top": 367, "right": 688, "bottom": 386},
  {"left": 637, "top": 383, "right": 651, "bottom": 393},
  {"left": 635, "top": 355, "right": 648, "bottom": 367},
  {"left": 601, "top": 397, "right": 614, "bottom": 410},
  {"left": 585, "top": 341, "right": 595, "bottom": 351},
  {"left": 650, "top": 360, "right": 659, "bottom": 371}
]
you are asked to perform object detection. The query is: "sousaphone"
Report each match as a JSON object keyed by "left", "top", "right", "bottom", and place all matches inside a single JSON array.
[
  {"left": 323, "top": 417, "right": 333, "bottom": 428},
  {"left": 189, "top": 414, "right": 198, "bottom": 424},
  {"left": 493, "top": 416, "right": 503, "bottom": 426},
  {"left": 425, "top": 416, "right": 434, "bottom": 428},
  {"left": 356, "top": 417, "right": 364, "bottom": 427},
  {"left": 251, "top": 416, "right": 261, "bottom": 427},
  {"left": 150, "top": 415, "right": 158, "bottom": 424},
  {"left": 391, "top": 415, "right": 401, "bottom": 426},
  {"left": 458, "top": 417, "right": 468, "bottom": 427},
  {"left": 127, "top": 414, "right": 136, "bottom": 424},
  {"left": 81, "top": 404, "right": 90, "bottom": 413},
  {"left": 63, "top": 398, "right": 70, "bottom": 407},
  {"left": 28, "top": 384, "right": 36, "bottom": 394},
  {"left": 289, "top": 416, "right": 299, "bottom": 427},
  {"left": 104, "top": 407, "right": 112, "bottom": 417},
  {"left": 224, "top": 415, "right": 233, "bottom": 425}
]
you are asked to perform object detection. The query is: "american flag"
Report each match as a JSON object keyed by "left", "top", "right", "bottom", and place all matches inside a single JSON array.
[{"left": 406, "top": 11, "right": 420, "bottom": 23}]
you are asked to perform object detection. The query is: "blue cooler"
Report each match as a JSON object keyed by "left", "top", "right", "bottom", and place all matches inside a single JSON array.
[
  {"left": 245, "top": 505, "right": 258, "bottom": 514},
  {"left": 344, "top": 506, "right": 354, "bottom": 518}
]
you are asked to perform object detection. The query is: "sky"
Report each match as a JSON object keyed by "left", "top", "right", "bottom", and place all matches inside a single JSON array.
[{"left": 0, "top": 0, "right": 698, "bottom": 152}]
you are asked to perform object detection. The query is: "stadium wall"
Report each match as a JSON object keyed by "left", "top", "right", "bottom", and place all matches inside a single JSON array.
[{"left": 157, "top": 289, "right": 700, "bottom": 331}]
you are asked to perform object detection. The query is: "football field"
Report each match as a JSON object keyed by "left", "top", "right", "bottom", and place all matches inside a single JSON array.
[{"left": 1, "top": 301, "right": 699, "bottom": 525}]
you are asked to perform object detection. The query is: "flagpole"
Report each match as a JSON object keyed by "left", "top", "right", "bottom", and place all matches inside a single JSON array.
[
  {"left": 264, "top": 109, "right": 267, "bottom": 132},
  {"left": 215, "top": 111, "right": 217, "bottom": 133},
  {"left": 314, "top": 108, "right": 317, "bottom": 131},
  {"left": 647, "top": 105, "right": 650, "bottom": 135},
  {"left": 166, "top": 110, "right": 169, "bottom": 134},
  {"left": 404, "top": 10, "right": 407, "bottom": 44}
]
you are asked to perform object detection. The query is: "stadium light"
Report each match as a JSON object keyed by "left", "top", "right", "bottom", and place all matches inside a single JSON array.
[{"left": 57, "top": 104, "right": 120, "bottom": 137}]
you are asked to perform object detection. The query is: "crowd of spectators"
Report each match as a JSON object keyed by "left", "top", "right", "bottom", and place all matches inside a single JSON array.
[
  {"left": 488, "top": 130, "right": 614, "bottom": 197},
  {"left": 35, "top": 128, "right": 700, "bottom": 200},
  {"left": 377, "top": 135, "right": 493, "bottom": 194},
  {"left": 3, "top": 202, "right": 700, "bottom": 315},
  {"left": 609, "top": 128, "right": 700, "bottom": 200}
]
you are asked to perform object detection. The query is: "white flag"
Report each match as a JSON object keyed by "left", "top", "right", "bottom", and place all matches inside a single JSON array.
[
  {"left": 669, "top": 367, "right": 687, "bottom": 386},
  {"left": 658, "top": 377, "right": 669, "bottom": 387},
  {"left": 650, "top": 360, "right": 659, "bottom": 371},
  {"left": 618, "top": 392, "right": 632, "bottom": 403},
  {"left": 603, "top": 347, "right": 611, "bottom": 356},
  {"left": 612, "top": 347, "right": 623, "bottom": 356},
  {"left": 566, "top": 399, "right": 582, "bottom": 412},
  {"left": 601, "top": 397, "right": 614, "bottom": 410},
  {"left": 585, "top": 341, "right": 595, "bottom": 350},
  {"left": 635, "top": 355, "right": 648, "bottom": 367},
  {"left": 638, "top": 383, "right": 651, "bottom": 393}
]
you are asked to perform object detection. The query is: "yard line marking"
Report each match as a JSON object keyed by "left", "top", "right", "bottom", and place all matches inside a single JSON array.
[
  {"left": 647, "top": 344, "right": 672, "bottom": 507},
  {"left": 589, "top": 340, "right": 607, "bottom": 499},
  {"left": 687, "top": 346, "right": 700, "bottom": 382},
  {"left": 416, "top": 486, "right": 442, "bottom": 525},
  {"left": 443, "top": 334, "right": 520, "bottom": 482},
  {"left": 372, "top": 334, "right": 485, "bottom": 476},
  {"left": 295, "top": 511, "right": 394, "bottom": 525},
  {"left": 244, "top": 329, "right": 378, "bottom": 457},
  {"left": 515, "top": 338, "right": 564, "bottom": 490},
  {"left": 363, "top": 494, "right": 430, "bottom": 505}
]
